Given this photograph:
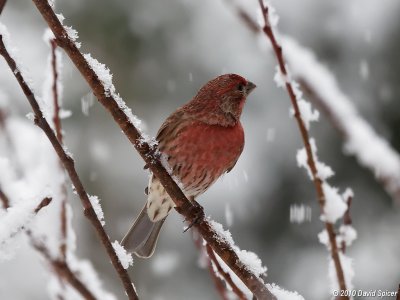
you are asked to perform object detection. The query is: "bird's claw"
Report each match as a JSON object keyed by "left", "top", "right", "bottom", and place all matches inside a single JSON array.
[{"left": 183, "top": 201, "right": 205, "bottom": 232}]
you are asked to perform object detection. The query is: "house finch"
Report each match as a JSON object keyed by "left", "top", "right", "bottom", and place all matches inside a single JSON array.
[{"left": 121, "top": 74, "right": 256, "bottom": 258}]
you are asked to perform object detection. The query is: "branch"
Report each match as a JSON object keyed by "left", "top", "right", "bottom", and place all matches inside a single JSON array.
[
  {"left": 0, "top": 0, "right": 6, "bottom": 16},
  {"left": 0, "top": 35, "right": 139, "bottom": 300},
  {"left": 206, "top": 244, "right": 247, "bottom": 300},
  {"left": 29, "top": 1, "right": 276, "bottom": 299},
  {"left": 34, "top": 196, "right": 52, "bottom": 213},
  {"left": 396, "top": 284, "right": 400, "bottom": 300},
  {"left": 225, "top": 0, "right": 400, "bottom": 204},
  {"left": 50, "top": 38, "right": 63, "bottom": 143},
  {"left": 298, "top": 79, "right": 400, "bottom": 202},
  {"left": 341, "top": 195, "right": 352, "bottom": 254},
  {"left": 192, "top": 229, "right": 246, "bottom": 300},
  {"left": 30, "top": 237, "right": 97, "bottom": 300},
  {"left": 0, "top": 185, "right": 10, "bottom": 208},
  {"left": 0, "top": 189, "right": 94, "bottom": 299},
  {"left": 257, "top": 0, "right": 348, "bottom": 297},
  {"left": 48, "top": 37, "right": 68, "bottom": 261}
]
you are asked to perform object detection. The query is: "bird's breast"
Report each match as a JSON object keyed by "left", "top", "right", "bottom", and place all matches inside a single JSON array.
[{"left": 161, "top": 120, "right": 244, "bottom": 196}]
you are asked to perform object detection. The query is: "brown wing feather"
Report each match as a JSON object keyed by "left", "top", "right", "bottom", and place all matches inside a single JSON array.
[{"left": 226, "top": 141, "right": 244, "bottom": 173}]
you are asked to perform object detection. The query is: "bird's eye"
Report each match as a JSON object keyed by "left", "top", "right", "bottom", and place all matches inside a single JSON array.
[{"left": 237, "top": 84, "right": 245, "bottom": 92}]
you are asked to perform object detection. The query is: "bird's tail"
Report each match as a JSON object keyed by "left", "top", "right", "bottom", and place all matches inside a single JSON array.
[{"left": 121, "top": 203, "right": 166, "bottom": 258}]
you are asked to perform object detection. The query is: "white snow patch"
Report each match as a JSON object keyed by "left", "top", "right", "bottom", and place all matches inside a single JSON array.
[
  {"left": 88, "top": 195, "right": 105, "bottom": 226},
  {"left": 112, "top": 241, "right": 133, "bottom": 269},
  {"left": 273, "top": 65, "right": 289, "bottom": 88},
  {"left": 338, "top": 225, "right": 357, "bottom": 247},
  {"left": 321, "top": 183, "right": 347, "bottom": 224},
  {"left": 294, "top": 99, "right": 319, "bottom": 130},
  {"left": 83, "top": 53, "right": 149, "bottom": 142},
  {"left": 237, "top": 249, "right": 267, "bottom": 276},
  {"left": 317, "top": 229, "right": 329, "bottom": 247},
  {"left": 296, "top": 138, "right": 334, "bottom": 181},
  {"left": 342, "top": 188, "right": 354, "bottom": 201},
  {"left": 267, "top": 283, "right": 305, "bottom": 300},
  {"left": 209, "top": 220, "right": 266, "bottom": 277},
  {"left": 282, "top": 36, "right": 400, "bottom": 197}
]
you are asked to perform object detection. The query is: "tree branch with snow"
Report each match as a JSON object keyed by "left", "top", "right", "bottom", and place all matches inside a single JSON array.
[
  {"left": 0, "top": 32, "right": 139, "bottom": 300},
  {"left": 192, "top": 229, "right": 247, "bottom": 300},
  {"left": 225, "top": 0, "right": 400, "bottom": 204},
  {"left": 257, "top": 0, "right": 352, "bottom": 297},
  {"left": 46, "top": 34, "right": 69, "bottom": 262},
  {"left": 29, "top": 236, "right": 98, "bottom": 300}
]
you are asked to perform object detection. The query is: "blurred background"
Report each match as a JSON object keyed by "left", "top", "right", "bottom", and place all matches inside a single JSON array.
[{"left": 1, "top": 0, "right": 399, "bottom": 299}]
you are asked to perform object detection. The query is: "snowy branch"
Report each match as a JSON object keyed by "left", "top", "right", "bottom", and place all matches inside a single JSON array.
[
  {"left": 225, "top": 0, "right": 400, "bottom": 204},
  {"left": 192, "top": 229, "right": 247, "bottom": 300},
  {"left": 29, "top": 0, "right": 277, "bottom": 299},
  {"left": 298, "top": 78, "right": 400, "bottom": 203},
  {"left": 30, "top": 238, "right": 97, "bottom": 300},
  {"left": 0, "top": 34, "right": 139, "bottom": 300},
  {"left": 0, "top": 185, "right": 96, "bottom": 300},
  {"left": 46, "top": 35, "right": 69, "bottom": 261},
  {"left": 257, "top": 0, "right": 349, "bottom": 296},
  {"left": 206, "top": 244, "right": 247, "bottom": 300}
]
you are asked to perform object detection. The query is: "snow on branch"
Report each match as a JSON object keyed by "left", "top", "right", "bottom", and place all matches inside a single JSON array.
[
  {"left": 281, "top": 37, "right": 400, "bottom": 203},
  {"left": 225, "top": 0, "right": 400, "bottom": 204},
  {"left": 0, "top": 28, "right": 139, "bottom": 300},
  {"left": 257, "top": 0, "right": 353, "bottom": 296},
  {"left": 0, "top": 195, "right": 52, "bottom": 247},
  {"left": 30, "top": 238, "right": 98, "bottom": 300},
  {"left": 29, "top": 0, "right": 278, "bottom": 298}
]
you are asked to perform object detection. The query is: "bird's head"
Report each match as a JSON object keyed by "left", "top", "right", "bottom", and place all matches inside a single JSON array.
[{"left": 187, "top": 74, "right": 256, "bottom": 126}]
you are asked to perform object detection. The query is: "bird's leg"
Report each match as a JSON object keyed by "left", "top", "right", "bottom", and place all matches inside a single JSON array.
[{"left": 176, "top": 197, "right": 205, "bottom": 232}]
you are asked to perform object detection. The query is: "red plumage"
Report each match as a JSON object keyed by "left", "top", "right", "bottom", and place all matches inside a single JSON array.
[{"left": 122, "top": 74, "right": 256, "bottom": 257}]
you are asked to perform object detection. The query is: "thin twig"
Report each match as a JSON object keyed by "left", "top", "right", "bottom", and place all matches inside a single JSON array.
[
  {"left": 299, "top": 80, "right": 400, "bottom": 202},
  {"left": 257, "top": 0, "right": 348, "bottom": 297},
  {"left": 50, "top": 39, "right": 63, "bottom": 143},
  {"left": 30, "top": 238, "right": 97, "bottom": 300},
  {"left": 341, "top": 195, "right": 352, "bottom": 254},
  {"left": 1, "top": 175, "right": 94, "bottom": 299},
  {"left": 192, "top": 229, "right": 244, "bottom": 300},
  {"left": 191, "top": 230, "right": 229, "bottom": 300},
  {"left": 206, "top": 244, "right": 247, "bottom": 300},
  {"left": 0, "top": 35, "right": 139, "bottom": 300},
  {"left": 29, "top": 1, "right": 276, "bottom": 299},
  {"left": 0, "top": 186, "right": 10, "bottom": 208},
  {"left": 225, "top": 0, "right": 400, "bottom": 204},
  {"left": 34, "top": 196, "right": 52, "bottom": 213},
  {"left": 49, "top": 37, "right": 68, "bottom": 261},
  {"left": 0, "top": 0, "right": 6, "bottom": 16}
]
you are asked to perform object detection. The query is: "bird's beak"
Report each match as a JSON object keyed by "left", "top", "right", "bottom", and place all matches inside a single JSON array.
[{"left": 245, "top": 81, "right": 257, "bottom": 95}]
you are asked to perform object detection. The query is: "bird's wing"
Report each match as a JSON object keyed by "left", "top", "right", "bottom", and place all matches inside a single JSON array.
[
  {"left": 226, "top": 142, "right": 244, "bottom": 173},
  {"left": 156, "top": 110, "right": 185, "bottom": 143}
]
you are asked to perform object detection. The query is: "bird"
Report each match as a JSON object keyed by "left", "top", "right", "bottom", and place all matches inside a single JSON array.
[{"left": 121, "top": 74, "right": 256, "bottom": 258}]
